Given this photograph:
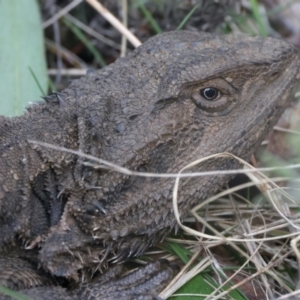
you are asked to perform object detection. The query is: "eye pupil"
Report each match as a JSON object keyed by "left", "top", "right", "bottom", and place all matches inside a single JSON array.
[{"left": 200, "top": 87, "right": 218, "bottom": 100}]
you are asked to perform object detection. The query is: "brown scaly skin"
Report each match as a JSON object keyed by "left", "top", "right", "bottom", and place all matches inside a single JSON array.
[{"left": 0, "top": 31, "right": 299, "bottom": 299}]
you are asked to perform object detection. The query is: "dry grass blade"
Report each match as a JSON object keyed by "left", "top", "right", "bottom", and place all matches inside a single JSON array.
[
  {"left": 28, "top": 141, "right": 300, "bottom": 179},
  {"left": 47, "top": 69, "right": 87, "bottom": 76},
  {"left": 273, "top": 126, "right": 300, "bottom": 135},
  {"left": 42, "top": 0, "right": 83, "bottom": 29},
  {"left": 159, "top": 248, "right": 204, "bottom": 298},
  {"left": 85, "top": 0, "right": 141, "bottom": 47},
  {"left": 120, "top": 0, "right": 128, "bottom": 57},
  {"left": 276, "top": 289, "right": 300, "bottom": 299},
  {"left": 291, "top": 235, "right": 300, "bottom": 262},
  {"left": 172, "top": 153, "right": 300, "bottom": 242},
  {"left": 168, "top": 153, "right": 300, "bottom": 298}
]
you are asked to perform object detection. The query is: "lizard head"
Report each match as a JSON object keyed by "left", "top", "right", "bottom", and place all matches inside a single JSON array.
[{"left": 40, "top": 31, "right": 300, "bottom": 279}]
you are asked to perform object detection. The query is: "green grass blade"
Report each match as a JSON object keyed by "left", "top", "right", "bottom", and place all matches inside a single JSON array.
[
  {"left": 177, "top": 5, "right": 199, "bottom": 30},
  {"left": 0, "top": 286, "right": 31, "bottom": 300},
  {"left": 136, "top": 0, "right": 162, "bottom": 34},
  {"left": 168, "top": 242, "right": 192, "bottom": 264},
  {"left": 249, "top": 0, "right": 268, "bottom": 36},
  {"left": 0, "top": 0, "right": 48, "bottom": 116},
  {"left": 29, "top": 67, "right": 46, "bottom": 96},
  {"left": 48, "top": 78, "right": 56, "bottom": 93}
]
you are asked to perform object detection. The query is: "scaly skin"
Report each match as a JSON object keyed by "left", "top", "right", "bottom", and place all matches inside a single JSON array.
[{"left": 0, "top": 31, "right": 299, "bottom": 299}]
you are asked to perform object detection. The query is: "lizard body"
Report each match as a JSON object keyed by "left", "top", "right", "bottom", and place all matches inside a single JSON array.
[{"left": 0, "top": 31, "right": 299, "bottom": 299}]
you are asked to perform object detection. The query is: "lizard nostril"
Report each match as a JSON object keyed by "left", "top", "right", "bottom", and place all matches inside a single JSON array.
[
  {"left": 128, "top": 114, "right": 139, "bottom": 121},
  {"left": 270, "top": 71, "right": 279, "bottom": 79}
]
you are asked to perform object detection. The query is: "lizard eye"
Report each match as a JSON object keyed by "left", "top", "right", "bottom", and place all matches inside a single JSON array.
[
  {"left": 188, "top": 78, "right": 236, "bottom": 114},
  {"left": 200, "top": 87, "right": 220, "bottom": 100},
  {"left": 190, "top": 85, "right": 230, "bottom": 113}
]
